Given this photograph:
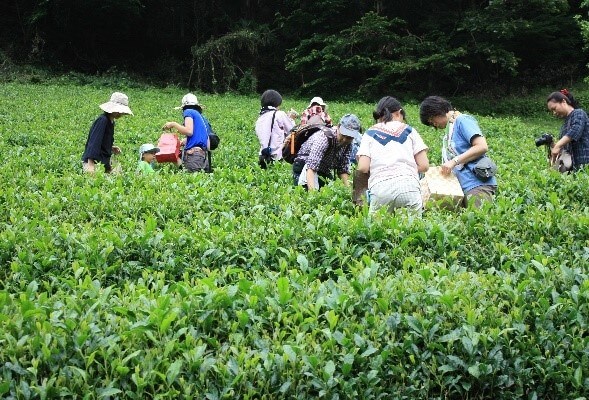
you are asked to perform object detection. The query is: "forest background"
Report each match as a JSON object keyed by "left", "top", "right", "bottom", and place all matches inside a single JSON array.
[{"left": 4, "top": 0, "right": 589, "bottom": 102}]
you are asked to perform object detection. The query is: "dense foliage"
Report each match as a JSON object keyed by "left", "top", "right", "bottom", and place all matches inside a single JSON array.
[
  {"left": 1, "top": 0, "right": 587, "bottom": 98},
  {"left": 0, "top": 80, "right": 588, "bottom": 398}
]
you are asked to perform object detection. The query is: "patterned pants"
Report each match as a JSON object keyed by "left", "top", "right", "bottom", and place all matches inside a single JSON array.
[{"left": 368, "top": 176, "right": 422, "bottom": 215}]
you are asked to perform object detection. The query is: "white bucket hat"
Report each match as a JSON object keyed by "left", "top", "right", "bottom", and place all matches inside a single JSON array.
[
  {"left": 99, "top": 92, "right": 133, "bottom": 115},
  {"left": 308, "top": 96, "right": 326, "bottom": 108},
  {"left": 139, "top": 143, "right": 160, "bottom": 160},
  {"left": 175, "top": 93, "right": 202, "bottom": 109}
]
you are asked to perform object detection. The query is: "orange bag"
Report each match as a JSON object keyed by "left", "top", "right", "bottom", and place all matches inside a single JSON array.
[{"left": 155, "top": 133, "right": 181, "bottom": 163}]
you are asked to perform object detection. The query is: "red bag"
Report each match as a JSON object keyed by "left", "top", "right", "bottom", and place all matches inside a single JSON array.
[{"left": 155, "top": 133, "right": 181, "bottom": 163}]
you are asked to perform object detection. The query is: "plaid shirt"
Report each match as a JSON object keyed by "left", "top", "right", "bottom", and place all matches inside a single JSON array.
[
  {"left": 300, "top": 105, "right": 332, "bottom": 126},
  {"left": 295, "top": 128, "right": 351, "bottom": 176},
  {"left": 561, "top": 108, "right": 589, "bottom": 169}
]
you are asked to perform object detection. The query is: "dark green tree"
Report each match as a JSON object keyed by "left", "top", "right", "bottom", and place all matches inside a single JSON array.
[{"left": 0, "top": 0, "right": 585, "bottom": 96}]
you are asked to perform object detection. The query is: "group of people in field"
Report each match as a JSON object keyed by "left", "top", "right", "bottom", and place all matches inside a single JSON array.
[
  {"left": 81, "top": 88, "right": 589, "bottom": 214},
  {"left": 81, "top": 92, "right": 215, "bottom": 175},
  {"left": 253, "top": 90, "right": 499, "bottom": 212}
]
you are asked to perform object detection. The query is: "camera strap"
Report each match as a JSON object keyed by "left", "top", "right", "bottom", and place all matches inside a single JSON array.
[
  {"left": 267, "top": 110, "right": 277, "bottom": 149},
  {"left": 442, "top": 111, "right": 462, "bottom": 169}
]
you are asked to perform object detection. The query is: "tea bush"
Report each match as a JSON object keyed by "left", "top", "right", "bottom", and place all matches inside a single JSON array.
[{"left": 0, "top": 81, "right": 588, "bottom": 399}]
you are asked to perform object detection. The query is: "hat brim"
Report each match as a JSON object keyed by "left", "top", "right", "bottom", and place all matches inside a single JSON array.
[
  {"left": 175, "top": 103, "right": 203, "bottom": 110},
  {"left": 339, "top": 125, "right": 360, "bottom": 140},
  {"left": 100, "top": 102, "right": 133, "bottom": 115},
  {"left": 308, "top": 101, "right": 327, "bottom": 108},
  {"left": 139, "top": 147, "right": 160, "bottom": 160}
]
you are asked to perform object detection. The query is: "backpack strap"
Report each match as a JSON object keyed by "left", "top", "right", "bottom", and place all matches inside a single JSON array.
[{"left": 267, "top": 110, "right": 277, "bottom": 148}]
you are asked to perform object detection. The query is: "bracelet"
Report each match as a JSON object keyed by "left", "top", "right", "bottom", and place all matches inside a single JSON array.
[{"left": 453, "top": 157, "right": 460, "bottom": 165}]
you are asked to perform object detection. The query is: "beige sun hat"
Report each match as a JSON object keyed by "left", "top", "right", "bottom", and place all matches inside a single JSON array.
[
  {"left": 308, "top": 96, "right": 326, "bottom": 108},
  {"left": 99, "top": 92, "right": 133, "bottom": 115}
]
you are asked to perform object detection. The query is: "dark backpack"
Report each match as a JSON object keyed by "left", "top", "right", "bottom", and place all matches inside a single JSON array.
[
  {"left": 208, "top": 130, "right": 220, "bottom": 151},
  {"left": 282, "top": 124, "right": 332, "bottom": 164},
  {"left": 203, "top": 117, "right": 220, "bottom": 150}
]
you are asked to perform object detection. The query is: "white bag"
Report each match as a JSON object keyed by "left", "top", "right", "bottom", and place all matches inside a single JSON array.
[
  {"left": 552, "top": 149, "right": 572, "bottom": 173},
  {"left": 298, "top": 163, "right": 320, "bottom": 188},
  {"left": 420, "top": 166, "right": 464, "bottom": 210}
]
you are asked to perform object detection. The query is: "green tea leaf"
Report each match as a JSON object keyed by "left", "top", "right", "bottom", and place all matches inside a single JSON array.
[
  {"left": 166, "top": 359, "right": 183, "bottom": 385},
  {"left": 296, "top": 254, "right": 309, "bottom": 272},
  {"left": 324, "top": 360, "right": 335, "bottom": 379},
  {"left": 283, "top": 345, "right": 297, "bottom": 362},
  {"left": 468, "top": 364, "right": 481, "bottom": 378},
  {"left": 98, "top": 388, "right": 122, "bottom": 398},
  {"left": 0, "top": 381, "right": 10, "bottom": 395},
  {"left": 325, "top": 310, "right": 338, "bottom": 330},
  {"left": 277, "top": 277, "right": 291, "bottom": 305},
  {"left": 573, "top": 366, "right": 583, "bottom": 387}
]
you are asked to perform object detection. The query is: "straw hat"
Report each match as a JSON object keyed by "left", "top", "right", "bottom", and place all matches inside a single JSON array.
[{"left": 99, "top": 92, "right": 133, "bottom": 115}]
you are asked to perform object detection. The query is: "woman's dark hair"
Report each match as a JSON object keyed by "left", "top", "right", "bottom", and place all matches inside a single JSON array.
[
  {"left": 261, "top": 89, "right": 283, "bottom": 107},
  {"left": 183, "top": 104, "right": 203, "bottom": 113},
  {"left": 419, "top": 96, "right": 453, "bottom": 126},
  {"left": 372, "top": 96, "right": 406, "bottom": 122},
  {"left": 547, "top": 89, "right": 580, "bottom": 109}
]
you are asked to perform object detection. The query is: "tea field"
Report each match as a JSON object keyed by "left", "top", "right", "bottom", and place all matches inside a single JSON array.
[{"left": 0, "top": 80, "right": 588, "bottom": 399}]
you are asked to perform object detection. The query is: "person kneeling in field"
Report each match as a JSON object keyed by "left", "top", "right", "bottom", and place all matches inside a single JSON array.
[
  {"left": 81, "top": 92, "right": 133, "bottom": 173},
  {"left": 357, "top": 96, "right": 429, "bottom": 215},
  {"left": 292, "top": 114, "right": 362, "bottom": 191},
  {"left": 137, "top": 143, "right": 160, "bottom": 174}
]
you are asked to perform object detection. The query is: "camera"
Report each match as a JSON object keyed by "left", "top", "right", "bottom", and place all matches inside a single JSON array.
[
  {"left": 535, "top": 133, "right": 554, "bottom": 147},
  {"left": 261, "top": 146, "right": 272, "bottom": 157},
  {"left": 259, "top": 146, "right": 274, "bottom": 169}
]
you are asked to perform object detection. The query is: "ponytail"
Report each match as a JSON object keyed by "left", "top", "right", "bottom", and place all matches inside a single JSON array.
[{"left": 547, "top": 89, "right": 580, "bottom": 109}]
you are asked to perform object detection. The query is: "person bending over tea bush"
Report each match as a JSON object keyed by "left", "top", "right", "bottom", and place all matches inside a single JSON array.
[
  {"left": 357, "top": 96, "right": 429, "bottom": 215},
  {"left": 546, "top": 89, "right": 589, "bottom": 171},
  {"left": 292, "top": 114, "right": 362, "bottom": 191},
  {"left": 420, "top": 95, "right": 497, "bottom": 208},
  {"left": 255, "top": 89, "right": 295, "bottom": 169},
  {"left": 163, "top": 93, "right": 210, "bottom": 173},
  {"left": 81, "top": 92, "right": 133, "bottom": 173}
]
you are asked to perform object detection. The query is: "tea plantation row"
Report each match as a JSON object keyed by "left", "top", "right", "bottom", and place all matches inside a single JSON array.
[{"left": 0, "top": 81, "right": 587, "bottom": 399}]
